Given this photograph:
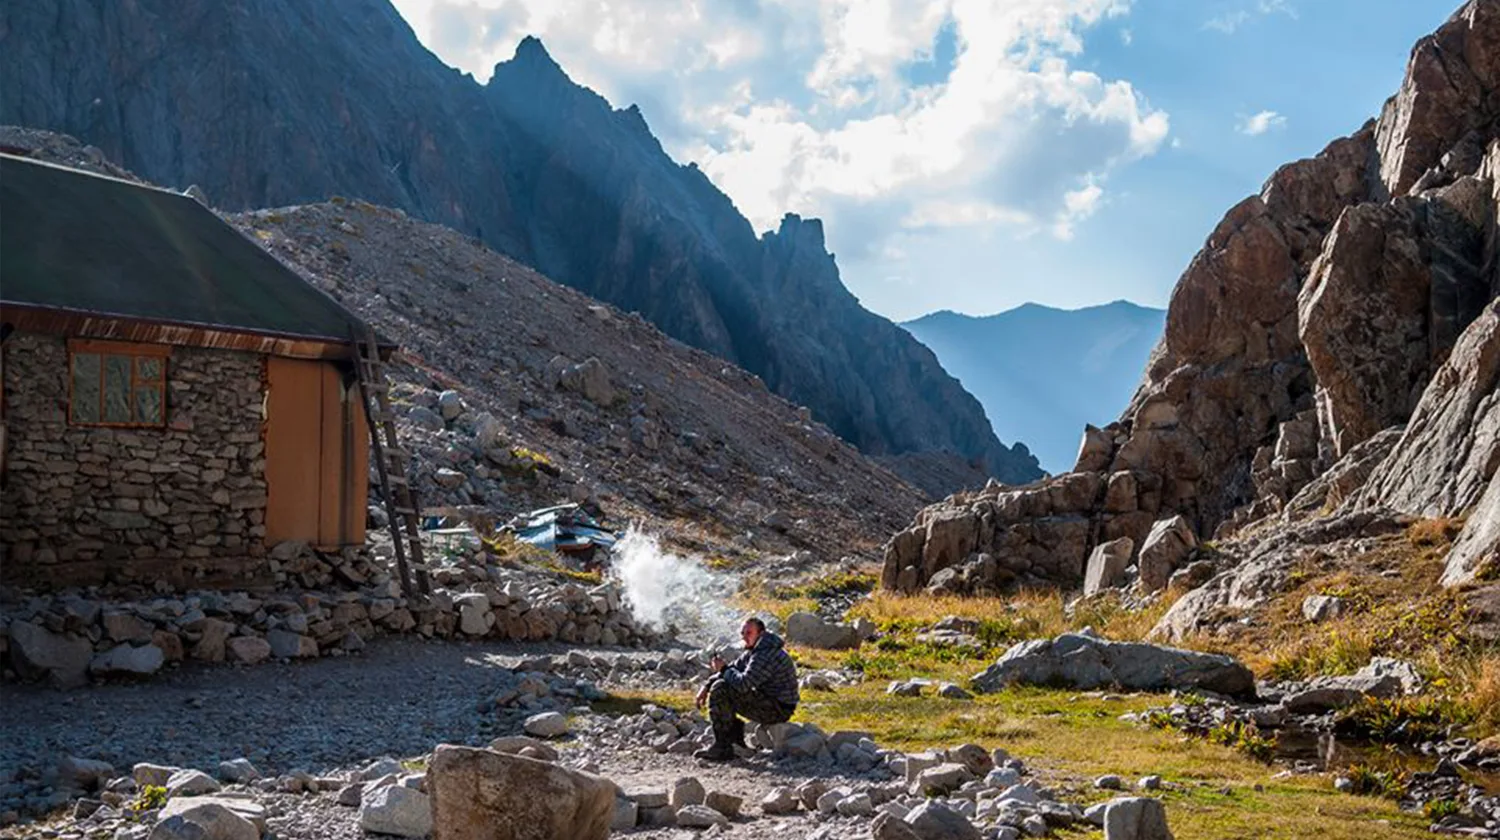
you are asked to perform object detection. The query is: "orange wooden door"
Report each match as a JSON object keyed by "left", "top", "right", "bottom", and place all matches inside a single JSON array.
[{"left": 265, "top": 358, "right": 368, "bottom": 548}]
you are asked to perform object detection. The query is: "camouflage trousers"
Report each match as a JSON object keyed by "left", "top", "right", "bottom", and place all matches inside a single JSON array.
[{"left": 707, "top": 678, "right": 794, "bottom": 740}]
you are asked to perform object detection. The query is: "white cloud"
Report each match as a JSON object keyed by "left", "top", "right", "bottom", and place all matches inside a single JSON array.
[
  {"left": 1238, "top": 109, "right": 1287, "bottom": 135},
  {"left": 1120, "top": 28, "right": 1133, "bottom": 45},
  {"left": 1204, "top": 0, "right": 1297, "bottom": 33},
  {"left": 1203, "top": 11, "right": 1250, "bottom": 33},
  {"left": 390, "top": 0, "right": 1168, "bottom": 272}
]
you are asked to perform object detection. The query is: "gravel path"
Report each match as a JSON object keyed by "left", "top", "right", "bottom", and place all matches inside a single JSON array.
[
  {"left": 0, "top": 638, "right": 668, "bottom": 782},
  {"left": 1, "top": 636, "right": 885, "bottom": 839}
]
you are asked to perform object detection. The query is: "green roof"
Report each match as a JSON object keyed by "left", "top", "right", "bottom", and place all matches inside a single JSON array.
[{"left": 0, "top": 154, "right": 365, "bottom": 342}]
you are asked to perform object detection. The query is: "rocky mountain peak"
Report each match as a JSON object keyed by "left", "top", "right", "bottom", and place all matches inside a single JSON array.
[{"left": 0, "top": 0, "right": 1043, "bottom": 495}]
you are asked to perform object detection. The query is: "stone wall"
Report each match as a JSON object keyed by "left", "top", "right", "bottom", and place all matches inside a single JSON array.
[{"left": 0, "top": 333, "right": 269, "bottom": 588}]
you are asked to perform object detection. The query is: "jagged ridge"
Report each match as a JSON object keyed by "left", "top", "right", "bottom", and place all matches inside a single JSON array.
[{"left": 0, "top": 1, "right": 1041, "bottom": 491}]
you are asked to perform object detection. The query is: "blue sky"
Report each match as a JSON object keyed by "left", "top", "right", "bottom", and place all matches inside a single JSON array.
[{"left": 390, "top": 0, "right": 1454, "bottom": 322}]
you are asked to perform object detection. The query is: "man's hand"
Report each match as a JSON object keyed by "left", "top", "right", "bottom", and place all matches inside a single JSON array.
[
  {"left": 695, "top": 683, "right": 710, "bottom": 711},
  {"left": 710, "top": 654, "right": 727, "bottom": 673}
]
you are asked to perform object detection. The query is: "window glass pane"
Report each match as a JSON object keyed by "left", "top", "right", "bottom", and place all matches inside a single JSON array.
[
  {"left": 103, "top": 354, "right": 133, "bottom": 423},
  {"left": 136, "top": 356, "right": 163, "bottom": 382},
  {"left": 71, "top": 353, "right": 101, "bottom": 423},
  {"left": 135, "top": 385, "right": 163, "bottom": 424}
]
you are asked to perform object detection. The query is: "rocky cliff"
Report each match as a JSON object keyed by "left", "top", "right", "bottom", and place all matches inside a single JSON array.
[
  {"left": 882, "top": 0, "right": 1500, "bottom": 595},
  {"left": 0, "top": 1, "right": 1040, "bottom": 491}
]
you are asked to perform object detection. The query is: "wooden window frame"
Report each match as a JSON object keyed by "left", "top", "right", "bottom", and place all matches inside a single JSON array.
[{"left": 66, "top": 339, "right": 171, "bottom": 429}]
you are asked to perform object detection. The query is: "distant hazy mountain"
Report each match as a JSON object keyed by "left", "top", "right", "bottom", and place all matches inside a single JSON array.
[{"left": 902, "top": 301, "right": 1166, "bottom": 474}]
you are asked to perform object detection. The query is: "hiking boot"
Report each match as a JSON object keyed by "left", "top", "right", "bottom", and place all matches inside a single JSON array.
[
  {"left": 693, "top": 742, "right": 735, "bottom": 762},
  {"left": 727, "top": 718, "right": 747, "bottom": 749}
]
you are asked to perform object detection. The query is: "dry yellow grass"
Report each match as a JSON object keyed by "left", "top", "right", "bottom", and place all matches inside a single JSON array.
[{"left": 846, "top": 587, "right": 1180, "bottom": 644}]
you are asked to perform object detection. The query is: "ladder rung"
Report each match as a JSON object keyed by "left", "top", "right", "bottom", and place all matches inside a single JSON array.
[{"left": 393, "top": 506, "right": 417, "bottom": 516}]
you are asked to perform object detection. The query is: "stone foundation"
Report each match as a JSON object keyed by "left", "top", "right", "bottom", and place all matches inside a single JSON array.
[{"left": 0, "top": 333, "right": 269, "bottom": 588}]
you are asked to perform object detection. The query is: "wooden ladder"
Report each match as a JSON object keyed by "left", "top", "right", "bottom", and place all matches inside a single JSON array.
[{"left": 352, "top": 329, "right": 430, "bottom": 597}]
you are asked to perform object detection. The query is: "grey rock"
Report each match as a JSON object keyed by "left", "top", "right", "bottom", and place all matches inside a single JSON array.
[
  {"left": 523, "top": 711, "right": 569, "bottom": 739},
  {"left": 937, "top": 682, "right": 972, "bottom": 700},
  {"left": 216, "top": 759, "right": 260, "bottom": 783},
  {"left": 675, "top": 803, "right": 728, "bottom": 828},
  {"left": 407, "top": 405, "right": 445, "bottom": 431},
  {"left": 132, "top": 763, "right": 179, "bottom": 788},
  {"left": 1281, "top": 672, "right": 1404, "bottom": 713},
  {"left": 1138, "top": 517, "right": 1196, "bottom": 592},
  {"left": 912, "top": 765, "right": 972, "bottom": 798},
  {"left": 264, "top": 629, "right": 316, "bottom": 659},
  {"left": 836, "top": 792, "right": 875, "bottom": 816},
  {"left": 224, "top": 636, "right": 271, "bottom": 665},
  {"left": 337, "top": 782, "right": 365, "bottom": 807},
  {"left": 904, "top": 800, "right": 980, "bottom": 840},
  {"left": 815, "top": 787, "right": 848, "bottom": 814},
  {"left": 558, "top": 357, "right": 615, "bottom": 405},
  {"left": 704, "top": 789, "right": 742, "bottom": 818},
  {"left": 57, "top": 756, "right": 115, "bottom": 790},
  {"left": 760, "top": 786, "right": 799, "bottom": 815},
  {"left": 360, "top": 757, "right": 404, "bottom": 781},
  {"left": 611, "top": 796, "right": 638, "bottom": 830},
  {"left": 359, "top": 783, "right": 432, "bottom": 838},
  {"left": 438, "top": 389, "right": 465, "bottom": 420},
  {"left": 785, "top": 611, "right": 861, "bottom": 649},
  {"left": 159, "top": 797, "right": 266, "bottom": 832},
  {"left": 90, "top": 644, "right": 165, "bottom": 676},
  {"left": 8, "top": 621, "right": 93, "bottom": 688},
  {"left": 974, "top": 632, "right": 1254, "bottom": 696},
  {"left": 1085, "top": 537, "right": 1135, "bottom": 596},
  {"left": 872, "top": 811, "right": 924, "bottom": 840},
  {"left": 165, "top": 769, "right": 221, "bottom": 797},
  {"left": 149, "top": 802, "right": 257, "bottom": 840},
  {"left": 1301, "top": 595, "right": 1346, "bottom": 622},
  {"left": 1356, "top": 656, "right": 1424, "bottom": 695},
  {"left": 1096, "top": 775, "right": 1125, "bottom": 790},
  {"left": 671, "top": 776, "right": 706, "bottom": 809},
  {"left": 1102, "top": 796, "right": 1173, "bottom": 840}
]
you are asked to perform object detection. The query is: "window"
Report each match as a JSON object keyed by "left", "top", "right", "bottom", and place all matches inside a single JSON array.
[{"left": 68, "top": 341, "right": 168, "bottom": 427}]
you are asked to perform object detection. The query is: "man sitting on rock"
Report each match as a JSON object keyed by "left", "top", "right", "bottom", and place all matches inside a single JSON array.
[{"left": 693, "top": 616, "right": 800, "bottom": 762}]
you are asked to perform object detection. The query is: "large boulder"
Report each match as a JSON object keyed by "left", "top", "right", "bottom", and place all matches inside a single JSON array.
[
  {"left": 8, "top": 621, "right": 93, "bottom": 688},
  {"left": 149, "top": 801, "right": 259, "bottom": 840},
  {"left": 1102, "top": 796, "right": 1173, "bottom": 840},
  {"left": 89, "top": 643, "right": 165, "bottom": 676},
  {"left": 904, "top": 800, "right": 980, "bottom": 840},
  {"left": 1137, "top": 517, "right": 1197, "bottom": 592},
  {"left": 558, "top": 357, "right": 615, "bottom": 405},
  {"left": 360, "top": 783, "right": 433, "bottom": 838},
  {"left": 1084, "top": 537, "right": 1134, "bottom": 597},
  {"left": 427, "top": 744, "right": 615, "bottom": 840},
  {"left": 785, "top": 612, "right": 860, "bottom": 650},
  {"left": 158, "top": 797, "right": 266, "bottom": 835},
  {"left": 972, "top": 632, "right": 1254, "bottom": 697}
]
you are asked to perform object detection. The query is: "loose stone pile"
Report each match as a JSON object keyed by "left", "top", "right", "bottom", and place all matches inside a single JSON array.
[{"left": 0, "top": 544, "right": 658, "bottom": 689}]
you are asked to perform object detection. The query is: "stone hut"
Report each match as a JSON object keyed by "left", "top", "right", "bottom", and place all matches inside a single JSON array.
[{"left": 0, "top": 154, "right": 379, "bottom": 589}]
